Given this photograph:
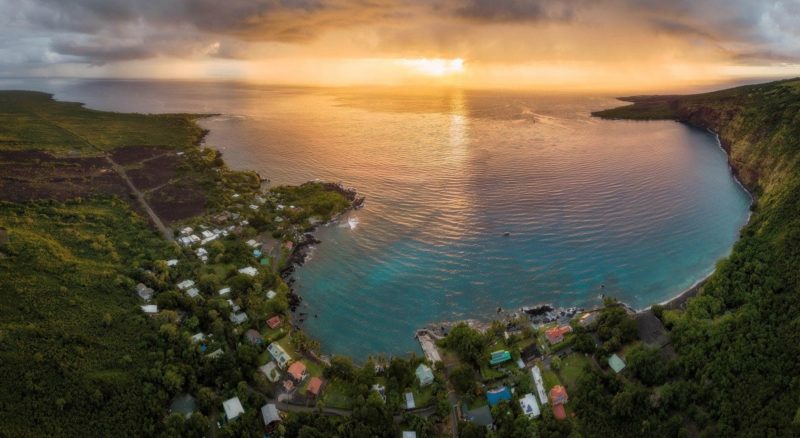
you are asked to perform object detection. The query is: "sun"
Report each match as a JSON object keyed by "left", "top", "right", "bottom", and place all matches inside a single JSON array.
[{"left": 399, "top": 58, "right": 465, "bottom": 77}]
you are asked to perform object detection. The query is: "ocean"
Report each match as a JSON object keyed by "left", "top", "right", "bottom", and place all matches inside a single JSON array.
[{"left": 3, "top": 79, "right": 752, "bottom": 359}]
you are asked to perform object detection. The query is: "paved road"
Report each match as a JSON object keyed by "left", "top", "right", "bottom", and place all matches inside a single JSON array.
[{"left": 106, "top": 155, "right": 173, "bottom": 240}]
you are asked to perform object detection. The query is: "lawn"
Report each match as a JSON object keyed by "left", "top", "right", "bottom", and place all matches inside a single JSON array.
[
  {"left": 542, "top": 368, "right": 562, "bottom": 392},
  {"left": 322, "top": 380, "right": 354, "bottom": 410},
  {"left": 558, "top": 353, "right": 592, "bottom": 391},
  {"left": 412, "top": 386, "right": 434, "bottom": 408}
]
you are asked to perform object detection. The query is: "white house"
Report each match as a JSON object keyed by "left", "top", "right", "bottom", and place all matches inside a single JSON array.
[
  {"left": 177, "top": 280, "right": 195, "bottom": 290},
  {"left": 532, "top": 366, "right": 548, "bottom": 405},
  {"left": 191, "top": 332, "right": 205, "bottom": 343},
  {"left": 135, "top": 283, "right": 154, "bottom": 301},
  {"left": 166, "top": 259, "right": 179, "bottom": 267},
  {"left": 267, "top": 343, "right": 292, "bottom": 368},
  {"left": 186, "top": 287, "right": 200, "bottom": 298},
  {"left": 266, "top": 290, "right": 277, "bottom": 300},
  {"left": 261, "top": 403, "right": 280, "bottom": 426},
  {"left": 140, "top": 304, "right": 158, "bottom": 314},
  {"left": 238, "top": 266, "right": 258, "bottom": 276},
  {"left": 259, "top": 361, "right": 281, "bottom": 382},
  {"left": 218, "top": 287, "right": 231, "bottom": 296},
  {"left": 230, "top": 312, "right": 248, "bottom": 325},
  {"left": 222, "top": 397, "right": 245, "bottom": 421},
  {"left": 519, "top": 393, "right": 541, "bottom": 418},
  {"left": 227, "top": 299, "right": 240, "bottom": 312},
  {"left": 405, "top": 392, "right": 416, "bottom": 410}
]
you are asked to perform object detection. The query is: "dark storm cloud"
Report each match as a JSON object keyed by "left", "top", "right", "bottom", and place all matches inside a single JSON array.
[{"left": 1, "top": 0, "right": 799, "bottom": 67}]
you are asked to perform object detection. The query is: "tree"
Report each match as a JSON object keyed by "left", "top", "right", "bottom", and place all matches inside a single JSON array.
[
  {"left": 450, "top": 364, "right": 477, "bottom": 394},
  {"left": 626, "top": 345, "right": 668, "bottom": 386},
  {"left": 440, "top": 323, "right": 485, "bottom": 368}
]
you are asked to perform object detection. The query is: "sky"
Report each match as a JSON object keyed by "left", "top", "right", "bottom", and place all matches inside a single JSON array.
[{"left": 1, "top": 0, "right": 799, "bottom": 91}]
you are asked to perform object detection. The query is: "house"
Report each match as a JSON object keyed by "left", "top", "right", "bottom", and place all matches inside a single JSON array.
[
  {"left": 222, "top": 397, "right": 244, "bottom": 421},
  {"left": 372, "top": 384, "right": 386, "bottom": 402},
  {"left": 519, "top": 393, "right": 540, "bottom": 418},
  {"left": 521, "top": 343, "right": 541, "bottom": 363},
  {"left": 307, "top": 377, "right": 324, "bottom": 398},
  {"left": 405, "top": 392, "right": 416, "bottom": 409},
  {"left": 545, "top": 325, "right": 573, "bottom": 345},
  {"left": 246, "top": 239, "right": 259, "bottom": 248},
  {"left": 218, "top": 287, "right": 231, "bottom": 296},
  {"left": 140, "top": 304, "right": 158, "bottom": 314},
  {"left": 531, "top": 366, "right": 548, "bottom": 405},
  {"left": 238, "top": 266, "right": 258, "bottom": 276},
  {"left": 166, "top": 259, "right": 179, "bottom": 267},
  {"left": 195, "top": 247, "right": 208, "bottom": 262},
  {"left": 552, "top": 403, "right": 567, "bottom": 420},
  {"left": 549, "top": 385, "right": 569, "bottom": 405},
  {"left": 415, "top": 364, "right": 434, "bottom": 386},
  {"left": 287, "top": 361, "right": 307, "bottom": 382},
  {"left": 176, "top": 279, "right": 195, "bottom": 290},
  {"left": 186, "top": 287, "right": 200, "bottom": 298},
  {"left": 465, "top": 405, "right": 493, "bottom": 428},
  {"left": 206, "top": 348, "right": 224, "bottom": 359},
  {"left": 486, "top": 386, "right": 512, "bottom": 407},
  {"left": 259, "top": 361, "right": 281, "bottom": 383},
  {"left": 180, "top": 227, "right": 193, "bottom": 235},
  {"left": 261, "top": 403, "right": 281, "bottom": 427},
  {"left": 245, "top": 329, "right": 263, "bottom": 345},
  {"left": 190, "top": 332, "right": 205, "bottom": 343},
  {"left": 282, "top": 380, "right": 295, "bottom": 392},
  {"left": 402, "top": 432, "right": 417, "bottom": 438},
  {"left": 578, "top": 312, "right": 598, "bottom": 327},
  {"left": 266, "top": 315, "right": 283, "bottom": 329},
  {"left": 260, "top": 403, "right": 281, "bottom": 427},
  {"left": 227, "top": 299, "right": 240, "bottom": 312},
  {"left": 169, "top": 394, "right": 197, "bottom": 419},
  {"left": 268, "top": 343, "right": 292, "bottom": 368},
  {"left": 230, "top": 312, "right": 248, "bottom": 325},
  {"left": 135, "top": 283, "right": 154, "bottom": 301},
  {"left": 489, "top": 350, "right": 512, "bottom": 366},
  {"left": 266, "top": 290, "right": 277, "bottom": 300},
  {"left": 608, "top": 353, "right": 626, "bottom": 373}
]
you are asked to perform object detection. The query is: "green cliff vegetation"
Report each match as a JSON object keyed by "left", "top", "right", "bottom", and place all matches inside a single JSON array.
[{"left": 592, "top": 78, "right": 800, "bottom": 436}]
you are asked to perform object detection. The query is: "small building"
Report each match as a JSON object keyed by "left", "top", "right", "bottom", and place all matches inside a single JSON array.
[
  {"left": 238, "top": 266, "right": 258, "bottom": 277},
  {"left": 218, "top": 287, "right": 231, "bottom": 296},
  {"left": 405, "top": 392, "right": 416, "bottom": 410},
  {"left": 266, "top": 290, "right": 277, "bottom": 300},
  {"left": 245, "top": 329, "right": 263, "bottom": 345},
  {"left": 486, "top": 386, "right": 512, "bottom": 407},
  {"left": 135, "top": 283, "right": 154, "bottom": 301},
  {"left": 246, "top": 239, "right": 259, "bottom": 248},
  {"left": 186, "top": 287, "right": 200, "bottom": 298},
  {"left": 531, "top": 366, "right": 548, "bottom": 405},
  {"left": 259, "top": 361, "right": 281, "bottom": 383},
  {"left": 489, "top": 350, "right": 512, "bottom": 366},
  {"left": 415, "top": 364, "right": 434, "bottom": 386},
  {"left": 552, "top": 403, "right": 567, "bottom": 420},
  {"left": 266, "top": 315, "right": 283, "bottom": 329},
  {"left": 608, "top": 354, "right": 626, "bottom": 373},
  {"left": 287, "top": 361, "right": 307, "bottom": 382},
  {"left": 282, "top": 380, "right": 295, "bottom": 392},
  {"left": 545, "top": 325, "right": 573, "bottom": 345},
  {"left": 166, "top": 259, "right": 179, "bottom": 267},
  {"left": 519, "top": 393, "right": 540, "bottom": 418},
  {"left": 206, "top": 348, "right": 224, "bottom": 359},
  {"left": 261, "top": 403, "right": 280, "bottom": 427},
  {"left": 402, "top": 432, "right": 417, "bottom": 438},
  {"left": 230, "top": 312, "right": 248, "bottom": 325},
  {"left": 307, "top": 377, "right": 324, "bottom": 398},
  {"left": 176, "top": 279, "right": 195, "bottom": 290},
  {"left": 549, "top": 385, "right": 569, "bottom": 405},
  {"left": 521, "top": 343, "right": 541, "bottom": 363},
  {"left": 227, "top": 299, "right": 240, "bottom": 312},
  {"left": 190, "top": 332, "right": 205, "bottom": 343},
  {"left": 140, "top": 304, "right": 158, "bottom": 314},
  {"left": 268, "top": 343, "right": 292, "bottom": 368},
  {"left": 222, "top": 396, "right": 245, "bottom": 421}
]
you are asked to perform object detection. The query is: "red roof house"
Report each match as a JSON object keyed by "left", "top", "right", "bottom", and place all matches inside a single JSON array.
[
  {"left": 549, "top": 385, "right": 569, "bottom": 405},
  {"left": 545, "top": 325, "right": 573, "bottom": 345},
  {"left": 552, "top": 403, "right": 567, "bottom": 420},
  {"left": 287, "top": 361, "right": 307, "bottom": 381},
  {"left": 266, "top": 315, "right": 283, "bottom": 329},
  {"left": 307, "top": 377, "right": 324, "bottom": 397},
  {"left": 282, "top": 380, "right": 294, "bottom": 392}
]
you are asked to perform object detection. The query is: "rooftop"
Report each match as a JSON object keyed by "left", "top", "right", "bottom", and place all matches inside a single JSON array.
[{"left": 222, "top": 396, "right": 244, "bottom": 421}]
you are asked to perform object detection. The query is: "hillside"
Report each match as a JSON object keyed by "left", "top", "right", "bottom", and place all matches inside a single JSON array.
[{"left": 594, "top": 78, "right": 800, "bottom": 436}]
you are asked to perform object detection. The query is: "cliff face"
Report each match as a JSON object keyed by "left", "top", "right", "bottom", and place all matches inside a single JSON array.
[{"left": 594, "top": 79, "right": 800, "bottom": 435}]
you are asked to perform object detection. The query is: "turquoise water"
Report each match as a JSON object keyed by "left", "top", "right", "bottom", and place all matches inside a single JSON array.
[{"left": 5, "top": 80, "right": 752, "bottom": 359}]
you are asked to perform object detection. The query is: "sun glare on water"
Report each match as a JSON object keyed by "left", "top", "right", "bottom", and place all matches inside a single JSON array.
[{"left": 399, "top": 58, "right": 465, "bottom": 77}]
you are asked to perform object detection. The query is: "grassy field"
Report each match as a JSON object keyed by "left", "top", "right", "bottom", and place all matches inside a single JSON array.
[
  {"left": 558, "top": 353, "right": 591, "bottom": 391},
  {"left": 0, "top": 198, "right": 172, "bottom": 436},
  {"left": 0, "top": 91, "right": 204, "bottom": 155}
]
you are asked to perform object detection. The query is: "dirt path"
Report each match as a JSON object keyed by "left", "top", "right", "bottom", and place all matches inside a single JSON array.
[{"left": 106, "top": 155, "right": 173, "bottom": 240}]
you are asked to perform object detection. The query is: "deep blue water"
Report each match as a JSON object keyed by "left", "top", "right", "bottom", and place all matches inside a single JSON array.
[{"left": 2, "top": 79, "right": 752, "bottom": 359}]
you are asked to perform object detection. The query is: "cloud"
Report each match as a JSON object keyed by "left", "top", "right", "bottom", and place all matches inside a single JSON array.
[{"left": 0, "top": 0, "right": 798, "bottom": 78}]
